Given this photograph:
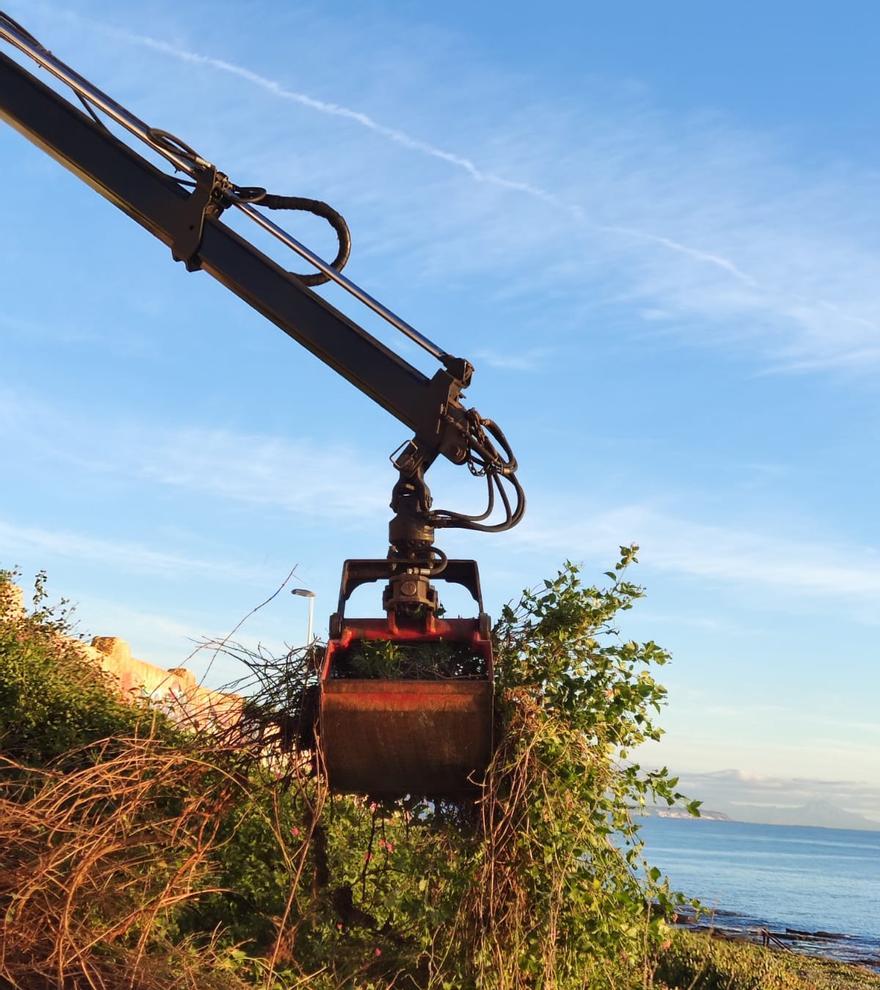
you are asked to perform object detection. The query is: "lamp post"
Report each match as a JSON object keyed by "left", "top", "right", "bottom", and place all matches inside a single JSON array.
[{"left": 291, "top": 588, "right": 316, "bottom": 645}]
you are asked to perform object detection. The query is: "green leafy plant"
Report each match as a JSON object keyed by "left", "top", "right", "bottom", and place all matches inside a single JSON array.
[
  {"left": 0, "top": 569, "right": 176, "bottom": 766},
  {"left": 447, "top": 550, "right": 699, "bottom": 989}
]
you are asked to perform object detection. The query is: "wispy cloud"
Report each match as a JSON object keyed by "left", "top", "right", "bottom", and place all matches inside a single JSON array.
[
  {"left": 116, "top": 34, "right": 562, "bottom": 199},
  {"left": 0, "top": 313, "right": 101, "bottom": 347},
  {"left": 5, "top": 387, "right": 879, "bottom": 606},
  {"left": 12, "top": 2, "right": 880, "bottom": 374},
  {"left": 134, "top": 427, "right": 389, "bottom": 520},
  {"left": 105, "top": 26, "right": 758, "bottom": 288},
  {"left": 0, "top": 518, "right": 263, "bottom": 582},
  {"left": 0, "top": 313, "right": 151, "bottom": 357},
  {"left": 513, "top": 502, "right": 880, "bottom": 604},
  {"left": 473, "top": 346, "right": 556, "bottom": 371},
  {"left": 0, "top": 388, "right": 389, "bottom": 522},
  {"left": 70, "top": 15, "right": 880, "bottom": 374}
]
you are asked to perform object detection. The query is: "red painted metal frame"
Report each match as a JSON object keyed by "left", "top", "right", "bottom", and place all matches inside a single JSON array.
[{"left": 320, "top": 617, "right": 494, "bottom": 674}]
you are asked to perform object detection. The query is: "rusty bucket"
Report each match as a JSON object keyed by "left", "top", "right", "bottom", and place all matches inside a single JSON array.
[{"left": 318, "top": 560, "right": 494, "bottom": 799}]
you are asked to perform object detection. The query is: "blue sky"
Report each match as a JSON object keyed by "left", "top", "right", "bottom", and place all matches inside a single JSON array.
[{"left": 2, "top": 1, "right": 879, "bottom": 823}]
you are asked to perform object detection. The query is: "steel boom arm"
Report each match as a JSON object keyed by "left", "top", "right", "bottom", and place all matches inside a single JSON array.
[
  {"left": 0, "top": 48, "right": 469, "bottom": 465},
  {"left": 1, "top": 15, "right": 524, "bottom": 622}
]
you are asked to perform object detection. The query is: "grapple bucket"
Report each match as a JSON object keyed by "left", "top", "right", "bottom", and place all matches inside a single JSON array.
[{"left": 319, "top": 560, "right": 494, "bottom": 799}]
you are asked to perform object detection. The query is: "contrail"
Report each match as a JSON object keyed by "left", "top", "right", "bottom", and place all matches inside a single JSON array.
[
  {"left": 123, "top": 32, "right": 568, "bottom": 208},
  {"left": 111, "top": 27, "right": 757, "bottom": 287},
  {"left": 602, "top": 226, "right": 757, "bottom": 285}
]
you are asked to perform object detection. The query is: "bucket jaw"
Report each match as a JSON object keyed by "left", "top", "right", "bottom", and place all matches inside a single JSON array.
[{"left": 319, "top": 559, "right": 494, "bottom": 799}]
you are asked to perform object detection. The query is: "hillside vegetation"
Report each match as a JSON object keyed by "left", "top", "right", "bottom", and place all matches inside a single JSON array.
[{"left": 0, "top": 561, "right": 874, "bottom": 989}]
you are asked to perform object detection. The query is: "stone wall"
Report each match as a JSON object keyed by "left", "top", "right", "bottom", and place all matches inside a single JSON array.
[{"left": 85, "top": 635, "right": 242, "bottom": 730}]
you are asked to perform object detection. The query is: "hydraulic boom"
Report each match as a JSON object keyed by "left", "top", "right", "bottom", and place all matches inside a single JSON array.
[{"left": 0, "top": 12, "right": 524, "bottom": 617}]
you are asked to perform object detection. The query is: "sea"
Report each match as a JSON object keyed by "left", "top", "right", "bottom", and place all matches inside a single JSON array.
[{"left": 637, "top": 816, "right": 880, "bottom": 969}]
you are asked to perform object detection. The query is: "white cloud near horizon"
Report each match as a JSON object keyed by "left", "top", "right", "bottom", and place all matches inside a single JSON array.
[
  {"left": 674, "top": 768, "right": 880, "bottom": 822},
  {"left": 69, "top": 593, "right": 299, "bottom": 682}
]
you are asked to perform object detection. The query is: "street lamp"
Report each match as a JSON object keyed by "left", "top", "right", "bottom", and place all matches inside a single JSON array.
[{"left": 291, "top": 588, "right": 316, "bottom": 645}]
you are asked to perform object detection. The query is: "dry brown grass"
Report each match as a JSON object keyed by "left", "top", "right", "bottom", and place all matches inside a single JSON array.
[
  {"left": 0, "top": 739, "right": 236, "bottom": 988},
  {"left": 0, "top": 712, "right": 326, "bottom": 990}
]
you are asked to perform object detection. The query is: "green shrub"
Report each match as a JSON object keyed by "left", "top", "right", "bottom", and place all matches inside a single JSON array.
[
  {"left": 0, "top": 569, "right": 173, "bottom": 767},
  {"left": 451, "top": 552, "right": 699, "bottom": 989}
]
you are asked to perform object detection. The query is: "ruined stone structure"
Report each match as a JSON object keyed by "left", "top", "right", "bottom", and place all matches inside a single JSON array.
[
  {"left": 86, "top": 635, "right": 242, "bottom": 730},
  {"left": 2, "top": 580, "right": 241, "bottom": 730}
]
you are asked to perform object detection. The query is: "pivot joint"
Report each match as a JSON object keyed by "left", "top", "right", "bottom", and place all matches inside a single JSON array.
[{"left": 170, "top": 165, "right": 232, "bottom": 271}]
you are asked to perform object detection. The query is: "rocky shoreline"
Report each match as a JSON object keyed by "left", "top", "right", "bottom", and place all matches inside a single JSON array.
[{"left": 675, "top": 907, "right": 880, "bottom": 971}]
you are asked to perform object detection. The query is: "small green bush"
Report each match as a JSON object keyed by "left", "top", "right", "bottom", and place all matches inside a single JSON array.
[{"left": 0, "top": 569, "right": 173, "bottom": 767}]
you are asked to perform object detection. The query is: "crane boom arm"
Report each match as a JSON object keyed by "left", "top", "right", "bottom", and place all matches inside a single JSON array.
[
  {"left": 1, "top": 12, "right": 524, "bottom": 617},
  {"left": 0, "top": 47, "right": 466, "bottom": 460}
]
